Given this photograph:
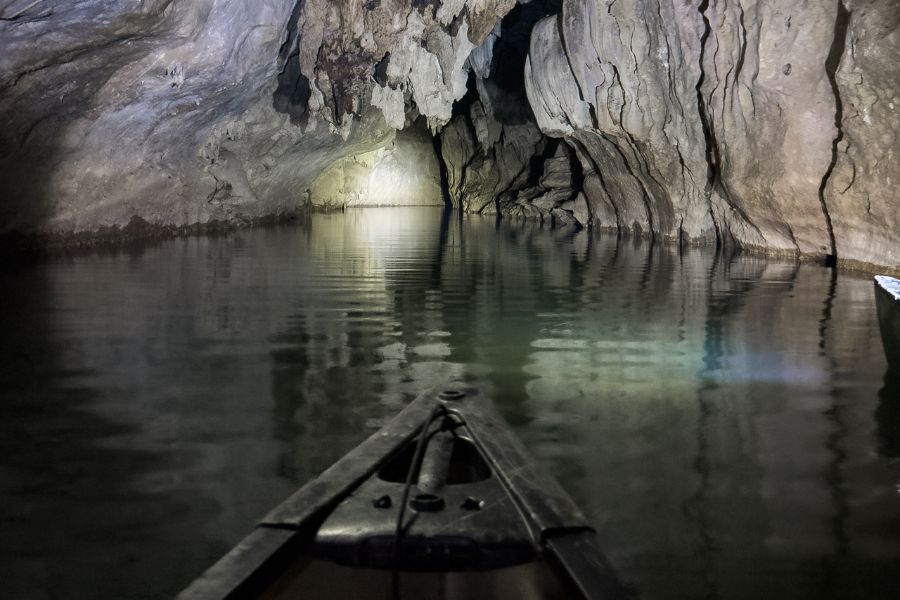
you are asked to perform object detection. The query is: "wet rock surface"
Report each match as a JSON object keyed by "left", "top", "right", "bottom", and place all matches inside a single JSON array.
[
  {"left": 0, "top": 0, "right": 897, "bottom": 270},
  {"left": 1, "top": 0, "right": 302, "bottom": 233},
  {"left": 438, "top": 0, "right": 589, "bottom": 226},
  {"left": 308, "top": 123, "right": 443, "bottom": 209},
  {"left": 0, "top": 0, "right": 509, "bottom": 235},
  {"left": 439, "top": 91, "right": 548, "bottom": 216},
  {"left": 825, "top": 0, "right": 900, "bottom": 270},
  {"left": 524, "top": 0, "right": 899, "bottom": 269}
]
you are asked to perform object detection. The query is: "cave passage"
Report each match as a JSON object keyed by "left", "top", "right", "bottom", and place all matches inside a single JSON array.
[
  {"left": 1, "top": 0, "right": 897, "bottom": 270},
  {"left": 433, "top": 0, "right": 590, "bottom": 226},
  {"left": 1, "top": 2, "right": 900, "bottom": 600}
]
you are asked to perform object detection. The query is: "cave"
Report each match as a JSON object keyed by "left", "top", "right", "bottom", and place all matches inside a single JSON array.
[
  {"left": 4, "top": 0, "right": 897, "bottom": 270},
  {"left": 1, "top": 2, "right": 899, "bottom": 599}
]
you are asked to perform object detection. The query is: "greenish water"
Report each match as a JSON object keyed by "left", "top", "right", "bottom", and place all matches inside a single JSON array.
[{"left": 1, "top": 207, "right": 898, "bottom": 599}]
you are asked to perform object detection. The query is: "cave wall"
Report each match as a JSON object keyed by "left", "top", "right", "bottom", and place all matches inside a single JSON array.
[
  {"left": 524, "top": 0, "right": 899, "bottom": 269},
  {"left": 0, "top": 0, "right": 512, "bottom": 235},
  {"left": 307, "top": 124, "right": 444, "bottom": 209},
  {"left": 438, "top": 82, "right": 549, "bottom": 215},
  {"left": 1, "top": 0, "right": 306, "bottom": 234},
  {"left": 825, "top": 0, "right": 900, "bottom": 271},
  {"left": 1, "top": 0, "right": 897, "bottom": 270},
  {"left": 438, "top": 0, "right": 590, "bottom": 227}
]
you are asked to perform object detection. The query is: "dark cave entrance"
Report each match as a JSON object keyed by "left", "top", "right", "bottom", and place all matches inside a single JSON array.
[
  {"left": 491, "top": 0, "right": 562, "bottom": 107},
  {"left": 432, "top": 0, "right": 587, "bottom": 227}
]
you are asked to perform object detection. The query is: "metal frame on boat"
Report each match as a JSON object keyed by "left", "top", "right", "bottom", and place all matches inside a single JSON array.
[{"left": 178, "top": 385, "right": 626, "bottom": 599}]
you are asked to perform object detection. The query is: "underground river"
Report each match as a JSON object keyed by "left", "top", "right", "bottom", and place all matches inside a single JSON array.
[{"left": 1, "top": 207, "right": 898, "bottom": 599}]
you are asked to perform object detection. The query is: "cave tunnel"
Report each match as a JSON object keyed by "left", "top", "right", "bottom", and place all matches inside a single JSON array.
[{"left": 1, "top": 1, "right": 899, "bottom": 599}]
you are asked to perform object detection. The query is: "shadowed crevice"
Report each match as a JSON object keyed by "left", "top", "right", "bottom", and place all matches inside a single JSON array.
[
  {"left": 818, "top": 0, "right": 851, "bottom": 268},
  {"left": 431, "top": 133, "right": 453, "bottom": 208},
  {"left": 273, "top": 0, "right": 311, "bottom": 125},
  {"left": 695, "top": 0, "right": 718, "bottom": 190}
]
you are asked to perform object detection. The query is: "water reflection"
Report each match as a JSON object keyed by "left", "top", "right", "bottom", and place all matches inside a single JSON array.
[
  {"left": 0, "top": 208, "right": 898, "bottom": 599},
  {"left": 877, "top": 375, "right": 900, "bottom": 460}
]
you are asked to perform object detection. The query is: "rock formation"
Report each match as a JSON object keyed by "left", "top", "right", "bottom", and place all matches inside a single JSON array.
[
  {"left": 438, "top": 0, "right": 589, "bottom": 227},
  {"left": 307, "top": 123, "right": 443, "bottom": 208},
  {"left": 524, "top": 0, "right": 899, "bottom": 269},
  {"left": 825, "top": 0, "right": 900, "bottom": 271},
  {"left": 0, "top": 0, "right": 511, "bottom": 236},
  {"left": 438, "top": 87, "right": 548, "bottom": 216},
  {"left": 1, "top": 0, "right": 306, "bottom": 234},
  {"left": 0, "top": 0, "right": 897, "bottom": 270}
]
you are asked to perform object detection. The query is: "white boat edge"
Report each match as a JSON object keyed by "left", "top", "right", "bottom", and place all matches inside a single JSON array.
[{"left": 875, "top": 275, "right": 900, "bottom": 302}]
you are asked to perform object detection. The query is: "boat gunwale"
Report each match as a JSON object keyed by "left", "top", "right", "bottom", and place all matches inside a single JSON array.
[
  {"left": 177, "top": 385, "right": 624, "bottom": 599},
  {"left": 875, "top": 275, "right": 900, "bottom": 302},
  {"left": 875, "top": 275, "right": 900, "bottom": 371}
]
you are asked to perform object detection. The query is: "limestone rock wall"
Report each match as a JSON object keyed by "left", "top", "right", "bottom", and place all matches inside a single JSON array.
[
  {"left": 825, "top": 0, "right": 900, "bottom": 270},
  {"left": 0, "top": 0, "right": 510, "bottom": 237},
  {"left": 308, "top": 124, "right": 444, "bottom": 209},
  {"left": 524, "top": 0, "right": 900, "bottom": 269},
  {"left": 439, "top": 89, "right": 547, "bottom": 215},
  {"left": 1, "top": 0, "right": 303, "bottom": 234},
  {"left": 437, "top": 0, "right": 590, "bottom": 227},
  {"left": 297, "top": 0, "right": 515, "bottom": 133},
  {"left": 1, "top": 0, "right": 896, "bottom": 270}
]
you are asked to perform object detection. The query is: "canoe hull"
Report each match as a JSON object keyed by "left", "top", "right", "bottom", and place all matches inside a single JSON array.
[
  {"left": 875, "top": 276, "right": 900, "bottom": 371},
  {"left": 178, "top": 385, "right": 625, "bottom": 600},
  {"left": 258, "top": 557, "right": 567, "bottom": 600}
]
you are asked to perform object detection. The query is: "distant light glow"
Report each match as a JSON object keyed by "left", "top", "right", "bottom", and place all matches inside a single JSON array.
[{"left": 308, "top": 140, "right": 442, "bottom": 209}]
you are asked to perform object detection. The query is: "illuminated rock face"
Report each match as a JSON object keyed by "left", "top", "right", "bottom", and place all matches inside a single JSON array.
[
  {"left": 308, "top": 125, "right": 443, "bottom": 209},
  {"left": 523, "top": 0, "right": 900, "bottom": 270},
  {"left": 296, "top": 0, "right": 515, "bottom": 134},
  {"left": 824, "top": 1, "right": 900, "bottom": 271}
]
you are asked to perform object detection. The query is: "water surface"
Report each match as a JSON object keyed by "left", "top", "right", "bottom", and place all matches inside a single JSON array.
[{"left": 1, "top": 208, "right": 898, "bottom": 599}]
